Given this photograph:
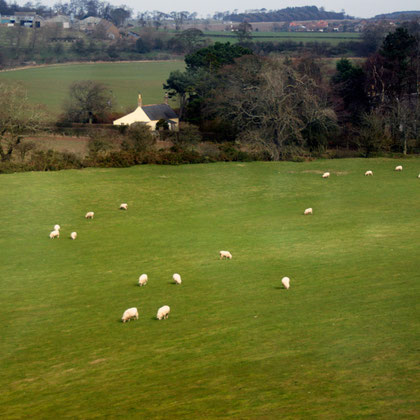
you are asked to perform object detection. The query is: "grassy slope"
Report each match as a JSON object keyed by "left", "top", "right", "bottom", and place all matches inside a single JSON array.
[
  {"left": 0, "top": 61, "right": 185, "bottom": 116},
  {"left": 0, "top": 158, "right": 419, "bottom": 418}
]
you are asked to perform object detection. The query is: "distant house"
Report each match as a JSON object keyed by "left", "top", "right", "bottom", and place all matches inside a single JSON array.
[
  {"left": 113, "top": 94, "right": 179, "bottom": 131},
  {"left": 77, "top": 17, "right": 120, "bottom": 39},
  {"left": 289, "top": 22, "right": 306, "bottom": 32}
]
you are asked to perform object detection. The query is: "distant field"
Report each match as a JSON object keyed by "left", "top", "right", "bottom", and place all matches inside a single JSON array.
[
  {"left": 204, "top": 31, "right": 361, "bottom": 45},
  {"left": 0, "top": 61, "right": 185, "bottom": 117},
  {"left": 0, "top": 159, "right": 419, "bottom": 418}
]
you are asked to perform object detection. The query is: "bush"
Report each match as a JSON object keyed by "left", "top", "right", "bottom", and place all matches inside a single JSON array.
[
  {"left": 169, "top": 122, "right": 202, "bottom": 149},
  {"left": 95, "top": 151, "right": 138, "bottom": 167},
  {"left": 121, "top": 123, "right": 155, "bottom": 153},
  {"left": 87, "top": 129, "right": 114, "bottom": 161},
  {"left": 218, "top": 143, "right": 253, "bottom": 162},
  {"left": 14, "top": 141, "right": 36, "bottom": 162}
]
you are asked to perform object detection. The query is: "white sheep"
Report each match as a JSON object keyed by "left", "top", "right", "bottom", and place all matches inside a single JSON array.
[
  {"left": 364, "top": 170, "right": 373, "bottom": 176},
  {"left": 304, "top": 208, "right": 313, "bottom": 215},
  {"left": 220, "top": 250, "right": 232, "bottom": 260},
  {"left": 282, "top": 276, "right": 290, "bottom": 290},
  {"left": 120, "top": 203, "right": 128, "bottom": 210},
  {"left": 322, "top": 172, "right": 330, "bottom": 178},
  {"left": 173, "top": 273, "right": 182, "bottom": 285},
  {"left": 418, "top": 174, "right": 420, "bottom": 178},
  {"left": 54, "top": 224, "right": 61, "bottom": 231},
  {"left": 70, "top": 232, "right": 77, "bottom": 240},
  {"left": 138, "top": 274, "right": 148, "bottom": 286},
  {"left": 157, "top": 305, "right": 170, "bottom": 320},
  {"left": 85, "top": 211, "right": 94, "bottom": 219},
  {"left": 121, "top": 307, "right": 138, "bottom": 323},
  {"left": 395, "top": 165, "right": 403, "bottom": 171},
  {"left": 49, "top": 230, "right": 59, "bottom": 239}
]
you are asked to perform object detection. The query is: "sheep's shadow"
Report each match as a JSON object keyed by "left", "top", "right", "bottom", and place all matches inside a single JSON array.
[{"left": 274, "top": 286, "right": 286, "bottom": 290}]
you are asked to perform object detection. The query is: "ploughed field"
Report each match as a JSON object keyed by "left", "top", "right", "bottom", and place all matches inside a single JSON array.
[
  {"left": 0, "top": 61, "right": 185, "bottom": 117},
  {"left": 0, "top": 159, "right": 419, "bottom": 418}
]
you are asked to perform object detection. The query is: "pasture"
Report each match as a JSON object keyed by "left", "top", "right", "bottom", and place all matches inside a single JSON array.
[
  {"left": 0, "top": 61, "right": 185, "bottom": 117},
  {"left": 0, "top": 158, "right": 419, "bottom": 418},
  {"left": 203, "top": 31, "right": 361, "bottom": 45}
]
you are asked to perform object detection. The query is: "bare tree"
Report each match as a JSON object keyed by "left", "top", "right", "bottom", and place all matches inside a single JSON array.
[
  {"left": 207, "top": 57, "right": 337, "bottom": 159},
  {"left": 0, "top": 83, "right": 45, "bottom": 162},
  {"left": 63, "top": 81, "right": 114, "bottom": 124}
]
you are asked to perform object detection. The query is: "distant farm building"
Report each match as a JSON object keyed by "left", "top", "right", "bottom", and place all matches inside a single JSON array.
[
  {"left": 76, "top": 17, "right": 120, "bottom": 39},
  {"left": 113, "top": 94, "right": 179, "bottom": 131},
  {"left": 0, "top": 12, "right": 43, "bottom": 27},
  {"left": 45, "top": 15, "right": 73, "bottom": 29}
]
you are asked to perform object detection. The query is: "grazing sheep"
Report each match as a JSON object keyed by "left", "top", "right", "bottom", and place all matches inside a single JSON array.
[
  {"left": 49, "top": 230, "right": 59, "bottom": 239},
  {"left": 70, "top": 232, "right": 77, "bottom": 240},
  {"left": 395, "top": 165, "right": 403, "bottom": 171},
  {"left": 322, "top": 172, "right": 330, "bottom": 178},
  {"left": 121, "top": 307, "right": 138, "bottom": 323},
  {"left": 120, "top": 203, "right": 128, "bottom": 210},
  {"left": 220, "top": 250, "right": 232, "bottom": 260},
  {"left": 138, "top": 274, "right": 148, "bottom": 286},
  {"left": 304, "top": 208, "right": 313, "bottom": 215},
  {"left": 282, "top": 276, "right": 290, "bottom": 290},
  {"left": 173, "top": 273, "right": 182, "bottom": 285},
  {"left": 157, "top": 305, "right": 170, "bottom": 320},
  {"left": 54, "top": 224, "right": 61, "bottom": 231},
  {"left": 418, "top": 174, "right": 420, "bottom": 178},
  {"left": 365, "top": 170, "right": 373, "bottom": 176},
  {"left": 85, "top": 211, "right": 94, "bottom": 219}
]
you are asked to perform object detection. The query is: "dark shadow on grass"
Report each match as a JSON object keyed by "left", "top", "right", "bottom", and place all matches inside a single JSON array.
[{"left": 274, "top": 286, "right": 286, "bottom": 290}]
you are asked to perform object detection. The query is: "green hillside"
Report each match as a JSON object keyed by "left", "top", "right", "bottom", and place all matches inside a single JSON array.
[
  {"left": 0, "top": 159, "right": 419, "bottom": 418},
  {"left": 0, "top": 61, "right": 185, "bottom": 116}
]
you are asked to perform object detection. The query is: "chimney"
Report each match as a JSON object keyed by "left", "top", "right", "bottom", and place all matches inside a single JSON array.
[
  {"left": 164, "top": 93, "right": 168, "bottom": 105},
  {"left": 137, "top": 93, "right": 142, "bottom": 107}
]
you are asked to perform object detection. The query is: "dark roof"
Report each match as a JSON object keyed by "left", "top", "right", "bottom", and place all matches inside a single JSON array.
[{"left": 142, "top": 104, "right": 177, "bottom": 121}]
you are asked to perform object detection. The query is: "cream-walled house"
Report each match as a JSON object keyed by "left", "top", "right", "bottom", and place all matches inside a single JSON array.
[{"left": 113, "top": 94, "right": 179, "bottom": 131}]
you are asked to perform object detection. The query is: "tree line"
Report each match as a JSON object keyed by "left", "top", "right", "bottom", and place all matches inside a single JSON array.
[
  {"left": 164, "top": 22, "right": 420, "bottom": 158},
  {"left": 1, "top": 22, "right": 419, "bottom": 172},
  {"left": 220, "top": 6, "right": 350, "bottom": 23}
]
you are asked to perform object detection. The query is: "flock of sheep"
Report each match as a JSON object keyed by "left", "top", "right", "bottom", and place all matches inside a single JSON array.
[
  {"left": 48, "top": 202, "right": 234, "bottom": 323},
  {"left": 321, "top": 165, "right": 410, "bottom": 180},
  {"left": 49, "top": 163, "right": 416, "bottom": 323},
  {"left": 49, "top": 224, "right": 77, "bottom": 240}
]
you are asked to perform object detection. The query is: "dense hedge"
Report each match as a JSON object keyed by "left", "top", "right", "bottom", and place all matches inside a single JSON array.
[{"left": 0, "top": 144, "right": 271, "bottom": 174}]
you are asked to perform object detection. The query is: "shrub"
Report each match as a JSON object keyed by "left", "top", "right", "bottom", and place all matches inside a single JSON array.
[
  {"left": 121, "top": 123, "right": 155, "bottom": 153},
  {"left": 29, "top": 150, "right": 84, "bottom": 171},
  {"left": 14, "top": 141, "right": 36, "bottom": 162},
  {"left": 87, "top": 129, "right": 114, "bottom": 160}
]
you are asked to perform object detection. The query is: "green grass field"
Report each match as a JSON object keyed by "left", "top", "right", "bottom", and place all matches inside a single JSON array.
[
  {"left": 0, "top": 61, "right": 185, "bottom": 116},
  {"left": 204, "top": 31, "right": 361, "bottom": 45},
  {"left": 0, "top": 159, "right": 419, "bottom": 418}
]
